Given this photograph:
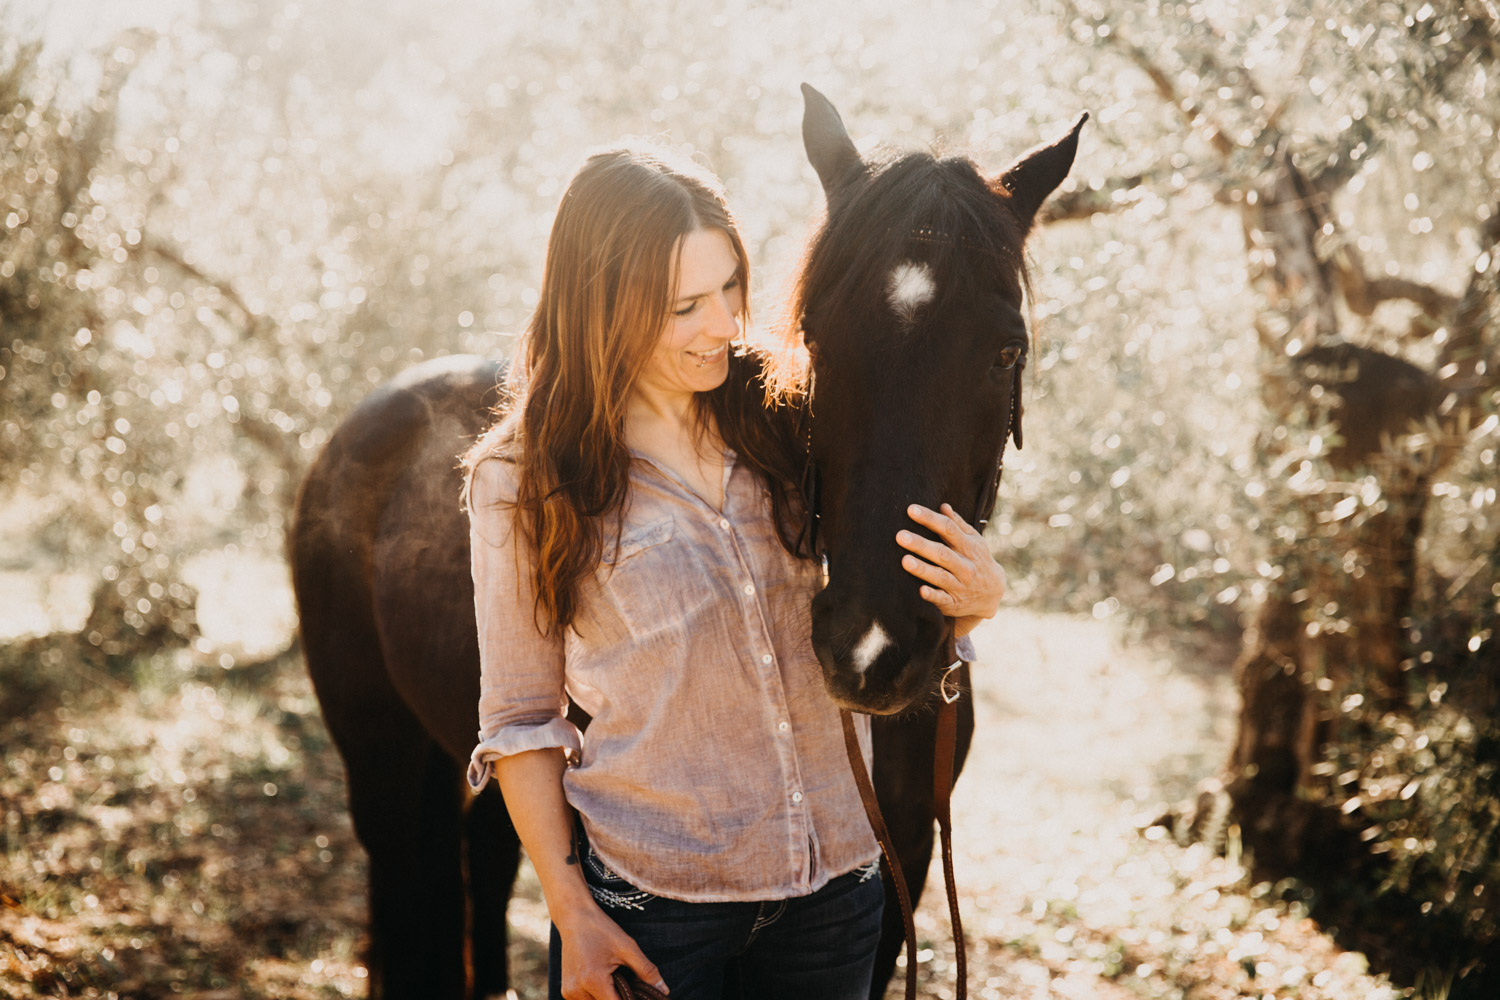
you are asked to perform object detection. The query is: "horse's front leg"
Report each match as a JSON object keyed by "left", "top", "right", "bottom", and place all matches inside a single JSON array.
[{"left": 466, "top": 784, "right": 521, "bottom": 1000}]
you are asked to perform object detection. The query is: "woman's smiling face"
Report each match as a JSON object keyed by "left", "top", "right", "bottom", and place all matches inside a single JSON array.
[{"left": 632, "top": 227, "right": 744, "bottom": 404}]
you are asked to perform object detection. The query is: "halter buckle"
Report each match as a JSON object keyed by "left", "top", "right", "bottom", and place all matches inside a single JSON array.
[{"left": 940, "top": 659, "right": 963, "bottom": 704}]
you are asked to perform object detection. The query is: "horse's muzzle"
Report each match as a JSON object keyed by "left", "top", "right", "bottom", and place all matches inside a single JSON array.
[{"left": 810, "top": 590, "right": 947, "bottom": 715}]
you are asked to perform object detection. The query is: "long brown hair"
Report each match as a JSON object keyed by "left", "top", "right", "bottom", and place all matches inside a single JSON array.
[{"left": 464, "top": 146, "right": 806, "bottom": 635}]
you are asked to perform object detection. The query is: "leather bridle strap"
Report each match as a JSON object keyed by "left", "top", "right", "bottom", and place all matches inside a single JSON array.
[
  {"left": 933, "top": 665, "right": 966, "bottom": 996},
  {"left": 840, "top": 643, "right": 967, "bottom": 1000},
  {"left": 840, "top": 709, "right": 919, "bottom": 1000}
]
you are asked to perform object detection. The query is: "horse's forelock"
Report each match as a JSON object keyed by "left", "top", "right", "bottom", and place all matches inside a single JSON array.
[{"left": 795, "top": 153, "right": 1028, "bottom": 357}]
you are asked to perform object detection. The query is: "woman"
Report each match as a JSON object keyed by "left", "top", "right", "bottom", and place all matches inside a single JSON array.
[{"left": 464, "top": 146, "right": 1004, "bottom": 1000}]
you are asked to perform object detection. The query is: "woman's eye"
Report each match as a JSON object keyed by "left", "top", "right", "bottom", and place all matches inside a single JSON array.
[
  {"left": 996, "top": 344, "right": 1025, "bottom": 369},
  {"left": 674, "top": 301, "right": 699, "bottom": 318}
]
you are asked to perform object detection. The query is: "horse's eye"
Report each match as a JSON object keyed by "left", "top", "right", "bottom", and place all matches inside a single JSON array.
[{"left": 996, "top": 344, "right": 1025, "bottom": 370}]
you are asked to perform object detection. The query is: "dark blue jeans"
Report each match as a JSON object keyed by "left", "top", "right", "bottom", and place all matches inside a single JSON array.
[{"left": 547, "top": 840, "right": 884, "bottom": 1000}]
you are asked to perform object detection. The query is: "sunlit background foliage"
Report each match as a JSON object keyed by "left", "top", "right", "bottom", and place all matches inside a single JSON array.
[
  {"left": 3, "top": 0, "right": 1499, "bottom": 993},
  {"left": 6, "top": 0, "right": 1494, "bottom": 630}
]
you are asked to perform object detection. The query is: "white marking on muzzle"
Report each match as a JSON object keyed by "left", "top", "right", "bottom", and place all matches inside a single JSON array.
[
  {"left": 887, "top": 261, "right": 935, "bottom": 324},
  {"left": 851, "top": 622, "right": 892, "bottom": 674}
]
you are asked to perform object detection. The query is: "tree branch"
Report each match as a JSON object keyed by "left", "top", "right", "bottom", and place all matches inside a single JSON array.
[
  {"left": 1038, "top": 173, "right": 1153, "bottom": 224},
  {"left": 1330, "top": 244, "right": 1460, "bottom": 319},
  {"left": 1116, "top": 36, "right": 1239, "bottom": 161},
  {"left": 1438, "top": 202, "right": 1500, "bottom": 386},
  {"left": 141, "top": 237, "right": 262, "bottom": 331},
  {"left": 57, "top": 29, "right": 157, "bottom": 219},
  {"left": 231, "top": 406, "right": 298, "bottom": 465},
  {"left": 1057, "top": 0, "right": 1240, "bottom": 161}
]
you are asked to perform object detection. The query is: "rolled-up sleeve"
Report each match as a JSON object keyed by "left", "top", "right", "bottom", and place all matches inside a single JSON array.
[
  {"left": 955, "top": 633, "right": 977, "bottom": 664},
  {"left": 466, "top": 458, "right": 582, "bottom": 792}
]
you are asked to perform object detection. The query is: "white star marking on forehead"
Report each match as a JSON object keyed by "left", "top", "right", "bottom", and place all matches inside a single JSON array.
[
  {"left": 851, "top": 621, "right": 891, "bottom": 674},
  {"left": 887, "top": 261, "right": 936, "bottom": 325}
]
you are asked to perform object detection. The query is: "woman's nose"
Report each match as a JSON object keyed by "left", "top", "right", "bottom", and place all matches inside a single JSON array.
[{"left": 708, "top": 293, "right": 739, "bottom": 338}]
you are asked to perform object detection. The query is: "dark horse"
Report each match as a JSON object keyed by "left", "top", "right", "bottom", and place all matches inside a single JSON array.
[{"left": 289, "top": 86, "right": 1081, "bottom": 998}]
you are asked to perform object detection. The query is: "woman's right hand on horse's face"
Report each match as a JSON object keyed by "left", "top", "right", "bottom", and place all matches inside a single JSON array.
[{"left": 555, "top": 902, "right": 668, "bottom": 1000}]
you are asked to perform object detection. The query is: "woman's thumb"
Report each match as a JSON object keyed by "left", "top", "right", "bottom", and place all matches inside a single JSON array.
[{"left": 620, "top": 945, "right": 668, "bottom": 995}]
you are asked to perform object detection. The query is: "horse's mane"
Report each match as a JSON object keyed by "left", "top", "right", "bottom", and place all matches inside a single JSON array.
[{"left": 767, "top": 150, "right": 1029, "bottom": 404}]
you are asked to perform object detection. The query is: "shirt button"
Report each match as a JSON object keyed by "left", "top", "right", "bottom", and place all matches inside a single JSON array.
[
  {"left": 760, "top": 653, "right": 773, "bottom": 664},
  {"left": 718, "top": 518, "right": 730, "bottom": 530},
  {"left": 791, "top": 791, "right": 803, "bottom": 803},
  {"left": 778, "top": 721, "right": 789, "bottom": 732},
  {"left": 743, "top": 583, "right": 756, "bottom": 596}
]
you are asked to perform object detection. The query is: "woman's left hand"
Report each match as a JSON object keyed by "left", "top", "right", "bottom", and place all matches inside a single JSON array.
[{"left": 896, "top": 503, "right": 1007, "bottom": 637}]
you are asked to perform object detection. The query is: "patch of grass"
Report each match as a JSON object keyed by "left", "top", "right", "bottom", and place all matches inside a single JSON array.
[{"left": 0, "top": 639, "right": 368, "bottom": 999}]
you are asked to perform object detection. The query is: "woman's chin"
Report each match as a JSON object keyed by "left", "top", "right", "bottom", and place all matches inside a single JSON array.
[{"left": 684, "top": 358, "right": 730, "bottom": 391}]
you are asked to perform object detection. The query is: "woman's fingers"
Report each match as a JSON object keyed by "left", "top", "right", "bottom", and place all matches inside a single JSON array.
[
  {"left": 559, "top": 907, "right": 667, "bottom": 1000},
  {"left": 896, "top": 529, "right": 964, "bottom": 570},
  {"left": 902, "top": 552, "right": 961, "bottom": 592},
  {"left": 909, "top": 502, "right": 981, "bottom": 541},
  {"left": 621, "top": 944, "right": 669, "bottom": 995},
  {"left": 918, "top": 583, "right": 956, "bottom": 607},
  {"left": 563, "top": 967, "right": 617, "bottom": 1000},
  {"left": 899, "top": 505, "right": 985, "bottom": 563},
  {"left": 568, "top": 961, "right": 628, "bottom": 1000},
  {"left": 900, "top": 501, "right": 1006, "bottom": 621},
  {"left": 897, "top": 504, "right": 984, "bottom": 572}
]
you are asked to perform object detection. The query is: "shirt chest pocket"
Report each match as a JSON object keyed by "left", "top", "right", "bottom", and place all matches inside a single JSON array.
[{"left": 600, "top": 516, "right": 713, "bottom": 639}]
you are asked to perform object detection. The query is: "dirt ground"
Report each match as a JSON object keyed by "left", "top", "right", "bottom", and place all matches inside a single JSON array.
[{"left": 0, "top": 558, "right": 1408, "bottom": 999}]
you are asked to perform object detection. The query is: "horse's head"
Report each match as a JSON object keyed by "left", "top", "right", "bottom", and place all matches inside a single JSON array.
[{"left": 796, "top": 84, "right": 1083, "bottom": 715}]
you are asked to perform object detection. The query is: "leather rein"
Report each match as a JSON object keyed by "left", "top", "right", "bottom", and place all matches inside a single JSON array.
[{"left": 801, "top": 359, "right": 1020, "bottom": 1000}]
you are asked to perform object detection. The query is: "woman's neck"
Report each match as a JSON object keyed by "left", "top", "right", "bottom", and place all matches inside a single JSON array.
[
  {"left": 625, "top": 388, "right": 726, "bottom": 508},
  {"left": 625, "top": 380, "right": 697, "bottom": 438}
]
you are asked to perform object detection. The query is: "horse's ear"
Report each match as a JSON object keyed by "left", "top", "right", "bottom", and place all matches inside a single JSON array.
[
  {"left": 994, "top": 112, "right": 1088, "bottom": 233},
  {"left": 801, "top": 83, "right": 863, "bottom": 198}
]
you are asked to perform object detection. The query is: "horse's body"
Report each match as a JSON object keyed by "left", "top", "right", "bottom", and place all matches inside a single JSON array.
[
  {"left": 291, "top": 356, "right": 516, "bottom": 997},
  {"left": 290, "top": 87, "right": 1080, "bottom": 999}
]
